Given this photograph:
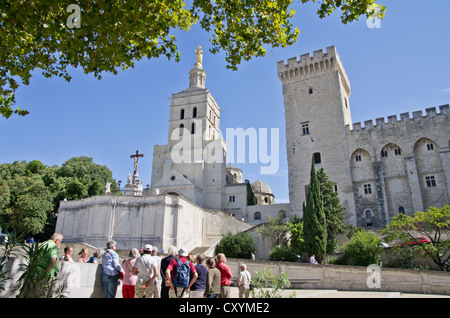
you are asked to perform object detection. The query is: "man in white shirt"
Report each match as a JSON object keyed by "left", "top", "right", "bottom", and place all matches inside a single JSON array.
[
  {"left": 237, "top": 264, "right": 252, "bottom": 298},
  {"left": 310, "top": 255, "right": 318, "bottom": 264},
  {"left": 132, "top": 244, "right": 158, "bottom": 298}
]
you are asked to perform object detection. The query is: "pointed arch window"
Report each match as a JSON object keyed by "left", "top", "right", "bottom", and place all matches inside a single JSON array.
[{"left": 179, "top": 124, "right": 184, "bottom": 136}]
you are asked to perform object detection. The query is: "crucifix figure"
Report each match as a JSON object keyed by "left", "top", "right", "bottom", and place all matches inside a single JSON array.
[{"left": 130, "top": 150, "right": 144, "bottom": 176}]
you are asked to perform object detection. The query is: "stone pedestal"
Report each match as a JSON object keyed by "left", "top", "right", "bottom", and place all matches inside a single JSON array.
[{"left": 124, "top": 182, "right": 143, "bottom": 196}]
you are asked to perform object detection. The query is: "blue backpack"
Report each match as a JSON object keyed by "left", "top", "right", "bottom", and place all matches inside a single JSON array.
[{"left": 172, "top": 258, "right": 191, "bottom": 288}]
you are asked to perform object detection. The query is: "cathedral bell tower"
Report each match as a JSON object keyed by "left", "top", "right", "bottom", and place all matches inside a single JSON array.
[{"left": 150, "top": 46, "right": 226, "bottom": 209}]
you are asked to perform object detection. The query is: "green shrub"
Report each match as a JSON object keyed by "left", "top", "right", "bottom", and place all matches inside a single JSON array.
[
  {"left": 269, "top": 245, "right": 299, "bottom": 262},
  {"left": 251, "top": 268, "right": 295, "bottom": 298},
  {"left": 216, "top": 231, "right": 255, "bottom": 259},
  {"left": 342, "top": 229, "right": 383, "bottom": 266}
]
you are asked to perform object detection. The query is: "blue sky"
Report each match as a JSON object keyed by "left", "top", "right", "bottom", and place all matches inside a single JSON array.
[{"left": 1, "top": 0, "right": 449, "bottom": 204}]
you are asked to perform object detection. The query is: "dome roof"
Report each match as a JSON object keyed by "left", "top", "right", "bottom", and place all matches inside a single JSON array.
[
  {"left": 251, "top": 180, "right": 273, "bottom": 194},
  {"left": 226, "top": 164, "right": 242, "bottom": 171}
]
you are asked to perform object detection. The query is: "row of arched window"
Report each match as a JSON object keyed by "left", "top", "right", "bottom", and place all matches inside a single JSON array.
[
  {"left": 253, "top": 210, "right": 286, "bottom": 220},
  {"left": 351, "top": 138, "right": 439, "bottom": 163},
  {"left": 363, "top": 207, "right": 405, "bottom": 220},
  {"left": 362, "top": 207, "right": 406, "bottom": 227},
  {"left": 178, "top": 123, "right": 196, "bottom": 135},
  {"left": 180, "top": 107, "right": 218, "bottom": 125},
  {"left": 180, "top": 107, "right": 197, "bottom": 120}
]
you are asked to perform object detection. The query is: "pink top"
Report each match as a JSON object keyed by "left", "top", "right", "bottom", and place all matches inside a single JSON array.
[
  {"left": 122, "top": 258, "right": 137, "bottom": 286},
  {"left": 78, "top": 257, "right": 89, "bottom": 263}
]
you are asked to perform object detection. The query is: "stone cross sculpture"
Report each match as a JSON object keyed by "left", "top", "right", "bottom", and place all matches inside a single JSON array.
[
  {"left": 195, "top": 45, "right": 203, "bottom": 68},
  {"left": 130, "top": 150, "right": 144, "bottom": 181}
]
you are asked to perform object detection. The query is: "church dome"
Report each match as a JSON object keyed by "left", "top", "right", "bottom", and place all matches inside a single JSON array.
[{"left": 251, "top": 180, "right": 272, "bottom": 194}]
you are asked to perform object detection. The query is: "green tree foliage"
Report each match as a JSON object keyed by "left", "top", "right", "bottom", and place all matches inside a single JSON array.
[
  {"left": 382, "top": 206, "right": 450, "bottom": 272},
  {"left": 0, "top": 0, "right": 385, "bottom": 118},
  {"left": 216, "top": 231, "right": 255, "bottom": 259},
  {"left": 277, "top": 170, "right": 344, "bottom": 260},
  {"left": 269, "top": 244, "right": 299, "bottom": 262},
  {"left": 251, "top": 268, "right": 294, "bottom": 298},
  {"left": 302, "top": 159, "right": 327, "bottom": 263},
  {"left": 287, "top": 216, "right": 304, "bottom": 253},
  {"left": 341, "top": 228, "right": 383, "bottom": 266},
  {"left": 256, "top": 214, "right": 289, "bottom": 246},
  {"left": 317, "top": 168, "right": 346, "bottom": 252},
  {"left": 0, "top": 157, "right": 119, "bottom": 239},
  {"left": 0, "top": 175, "right": 53, "bottom": 236},
  {"left": 55, "top": 156, "right": 118, "bottom": 199},
  {"left": 246, "top": 181, "right": 255, "bottom": 206},
  {"left": 7, "top": 178, "right": 53, "bottom": 235}
]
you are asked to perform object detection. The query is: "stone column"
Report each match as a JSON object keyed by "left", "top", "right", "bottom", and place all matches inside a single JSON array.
[
  {"left": 439, "top": 150, "right": 450, "bottom": 202},
  {"left": 405, "top": 156, "right": 424, "bottom": 213},
  {"left": 372, "top": 161, "right": 388, "bottom": 226}
]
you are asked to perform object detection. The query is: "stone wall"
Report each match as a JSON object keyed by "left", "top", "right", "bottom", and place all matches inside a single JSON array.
[
  {"left": 0, "top": 257, "right": 108, "bottom": 298},
  {"left": 56, "top": 194, "right": 252, "bottom": 255},
  {"left": 202, "top": 209, "right": 253, "bottom": 248},
  {"left": 226, "top": 259, "right": 450, "bottom": 296},
  {"left": 56, "top": 194, "right": 205, "bottom": 252}
]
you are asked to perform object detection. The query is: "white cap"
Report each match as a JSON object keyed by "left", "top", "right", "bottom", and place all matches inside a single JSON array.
[
  {"left": 144, "top": 244, "right": 153, "bottom": 252},
  {"left": 178, "top": 247, "right": 188, "bottom": 257}
]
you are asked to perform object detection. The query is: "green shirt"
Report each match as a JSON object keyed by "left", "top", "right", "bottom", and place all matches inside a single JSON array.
[
  {"left": 38, "top": 240, "right": 59, "bottom": 277},
  {"left": 204, "top": 267, "right": 221, "bottom": 296}
]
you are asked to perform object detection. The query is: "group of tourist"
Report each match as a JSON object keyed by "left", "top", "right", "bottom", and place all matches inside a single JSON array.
[
  {"left": 100, "top": 240, "right": 252, "bottom": 298},
  {"left": 36, "top": 233, "right": 252, "bottom": 298},
  {"left": 59, "top": 245, "right": 103, "bottom": 263}
]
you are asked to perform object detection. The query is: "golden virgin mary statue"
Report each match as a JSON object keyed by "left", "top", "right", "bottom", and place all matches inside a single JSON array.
[{"left": 195, "top": 45, "right": 203, "bottom": 68}]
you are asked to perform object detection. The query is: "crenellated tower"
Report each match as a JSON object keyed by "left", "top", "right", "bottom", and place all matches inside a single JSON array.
[{"left": 278, "top": 46, "right": 357, "bottom": 224}]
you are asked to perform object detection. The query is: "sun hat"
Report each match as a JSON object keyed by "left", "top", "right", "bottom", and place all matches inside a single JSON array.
[{"left": 178, "top": 247, "right": 188, "bottom": 257}]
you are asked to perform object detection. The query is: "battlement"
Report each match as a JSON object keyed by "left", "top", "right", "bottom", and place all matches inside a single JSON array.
[
  {"left": 277, "top": 46, "right": 350, "bottom": 95},
  {"left": 349, "top": 104, "right": 449, "bottom": 132}
]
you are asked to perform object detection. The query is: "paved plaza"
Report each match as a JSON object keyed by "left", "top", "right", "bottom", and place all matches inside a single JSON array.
[{"left": 228, "top": 287, "right": 450, "bottom": 298}]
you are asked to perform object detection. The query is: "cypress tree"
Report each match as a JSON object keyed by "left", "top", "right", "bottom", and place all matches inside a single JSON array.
[
  {"left": 302, "top": 158, "right": 327, "bottom": 263},
  {"left": 317, "top": 168, "right": 346, "bottom": 253},
  {"left": 246, "top": 180, "right": 255, "bottom": 205}
]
